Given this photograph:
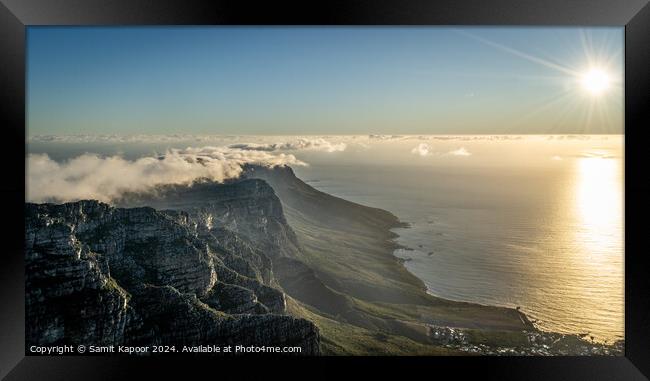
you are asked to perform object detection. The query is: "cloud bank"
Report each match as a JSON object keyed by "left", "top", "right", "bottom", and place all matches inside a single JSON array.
[
  {"left": 369, "top": 134, "right": 405, "bottom": 140},
  {"left": 410, "top": 144, "right": 472, "bottom": 157},
  {"left": 27, "top": 146, "right": 306, "bottom": 203},
  {"left": 447, "top": 147, "right": 472, "bottom": 156},
  {"left": 415, "top": 135, "right": 524, "bottom": 141},
  {"left": 28, "top": 135, "right": 349, "bottom": 153},
  {"left": 228, "top": 138, "right": 346, "bottom": 153}
]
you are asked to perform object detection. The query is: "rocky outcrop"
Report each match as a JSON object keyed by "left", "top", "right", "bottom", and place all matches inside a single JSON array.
[
  {"left": 126, "top": 284, "right": 318, "bottom": 352},
  {"left": 25, "top": 200, "right": 320, "bottom": 354}
]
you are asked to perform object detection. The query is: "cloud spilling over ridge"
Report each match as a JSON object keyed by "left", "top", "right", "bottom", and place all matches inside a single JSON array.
[
  {"left": 228, "top": 138, "right": 346, "bottom": 153},
  {"left": 27, "top": 146, "right": 306, "bottom": 203}
]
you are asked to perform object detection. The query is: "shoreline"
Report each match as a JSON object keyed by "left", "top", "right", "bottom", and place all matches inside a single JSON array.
[
  {"left": 388, "top": 224, "right": 535, "bottom": 323},
  {"left": 386, "top": 222, "right": 623, "bottom": 355},
  {"left": 387, "top": 223, "right": 623, "bottom": 346}
]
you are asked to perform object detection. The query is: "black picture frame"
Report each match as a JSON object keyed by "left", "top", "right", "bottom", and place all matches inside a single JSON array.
[{"left": 1, "top": 0, "right": 648, "bottom": 379}]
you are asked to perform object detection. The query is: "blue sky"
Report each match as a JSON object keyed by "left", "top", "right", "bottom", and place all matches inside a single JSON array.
[{"left": 27, "top": 27, "right": 623, "bottom": 136}]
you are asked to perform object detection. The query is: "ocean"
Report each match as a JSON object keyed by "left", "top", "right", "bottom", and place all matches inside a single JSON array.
[{"left": 294, "top": 136, "right": 624, "bottom": 343}]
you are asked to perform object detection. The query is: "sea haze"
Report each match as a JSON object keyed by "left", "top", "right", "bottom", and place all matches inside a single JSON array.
[{"left": 28, "top": 134, "right": 624, "bottom": 343}]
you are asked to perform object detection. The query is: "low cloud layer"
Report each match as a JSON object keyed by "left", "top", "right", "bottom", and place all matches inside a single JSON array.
[
  {"left": 28, "top": 135, "right": 349, "bottom": 153},
  {"left": 29, "top": 134, "right": 615, "bottom": 146},
  {"left": 416, "top": 135, "right": 524, "bottom": 141},
  {"left": 228, "top": 138, "right": 346, "bottom": 153},
  {"left": 411, "top": 143, "right": 433, "bottom": 157},
  {"left": 27, "top": 146, "right": 305, "bottom": 203},
  {"left": 410, "top": 144, "right": 472, "bottom": 157},
  {"left": 369, "top": 134, "right": 405, "bottom": 140},
  {"left": 448, "top": 147, "right": 472, "bottom": 156}
]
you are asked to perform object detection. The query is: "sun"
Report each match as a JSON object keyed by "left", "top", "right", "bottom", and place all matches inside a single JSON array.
[{"left": 580, "top": 68, "right": 611, "bottom": 96}]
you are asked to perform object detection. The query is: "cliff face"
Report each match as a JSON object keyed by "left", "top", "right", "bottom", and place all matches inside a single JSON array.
[
  {"left": 25, "top": 200, "right": 320, "bottom": 354},
  {"left": 116, "top": 179, "right": 302, "bottom": 259},
  {"left": 113, "top": 172, "right": 359, "bottom": 326}
]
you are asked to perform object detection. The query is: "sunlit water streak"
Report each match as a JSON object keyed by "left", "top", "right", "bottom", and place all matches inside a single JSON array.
[{"left": 295, "top": 148, "right": 624, "bottom": 344}]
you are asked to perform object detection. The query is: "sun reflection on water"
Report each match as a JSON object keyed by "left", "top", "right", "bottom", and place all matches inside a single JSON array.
[
  {"left": 575, "top": 157, "right": 623, "bottom": 259},
  {"left": 569, "top": 156, "right": 624, "bottom": 340}
]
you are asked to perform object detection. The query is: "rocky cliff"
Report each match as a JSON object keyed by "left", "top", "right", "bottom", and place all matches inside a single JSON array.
[
  {"left": 113, "top": 171, "right": 359, "bottom": 330},
  {"left": 116, "top": 178, "right": 302, "bottom": 259},
  {"left": 25, "top": 199, "right": 320, "bottom": 354}
]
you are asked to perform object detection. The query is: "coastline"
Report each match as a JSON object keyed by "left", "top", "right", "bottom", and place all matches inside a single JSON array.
[
  {"left": 388, "top": 222, "right": 623, "bottom": 348},
  {"left": 376, "top": 216, "right": 624, "bottom": 355},
  {"left": 388, "top": 222, "right": 536, "bottom": 328}
]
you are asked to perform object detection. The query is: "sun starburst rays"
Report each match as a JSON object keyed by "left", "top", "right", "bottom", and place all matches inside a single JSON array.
[{"left": 459, "top": 28, "right": 622, "bottom": 134}]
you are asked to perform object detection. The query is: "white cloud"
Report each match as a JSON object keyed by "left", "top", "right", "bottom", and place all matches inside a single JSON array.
[
  {"left": 26, "top": 146, "right": 306, "bottom": 203},
  {"left": 228, "top": 138, "right": 346, "bottom": 153},
  {"left": 411, "top": 144, "right": 472, "bottom": 157},
  {"left": 411, "top": 143, "right": 433, "bottom": 157},
  {"left": 369, "top": 134, "right": 404, "bottom": 140},
  {"left": 28, "top": 135, "right": 349, "bottom": 154},
  {"left": 447, "top": 147, "right": 472, "bottom": 156},
  {"left": 417, "top": 135, "right": 524, "bottom": 141}
]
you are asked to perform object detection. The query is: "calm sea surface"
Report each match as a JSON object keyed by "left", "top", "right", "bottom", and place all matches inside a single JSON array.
[{"left": 294, "top": 147, "right": 624, "bottom": 343}]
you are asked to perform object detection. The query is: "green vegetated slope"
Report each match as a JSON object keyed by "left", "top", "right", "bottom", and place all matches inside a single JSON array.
[
  {"left": 285, "top": 296, "right": 462, "bottom": 356},
  {"left": 245, "top": 165, "right": 532, "bottom": 355}
]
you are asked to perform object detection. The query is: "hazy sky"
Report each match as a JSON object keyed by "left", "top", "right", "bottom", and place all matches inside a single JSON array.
[{"left": 27, "top": 27, "right": 623, "bottom": 136}]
